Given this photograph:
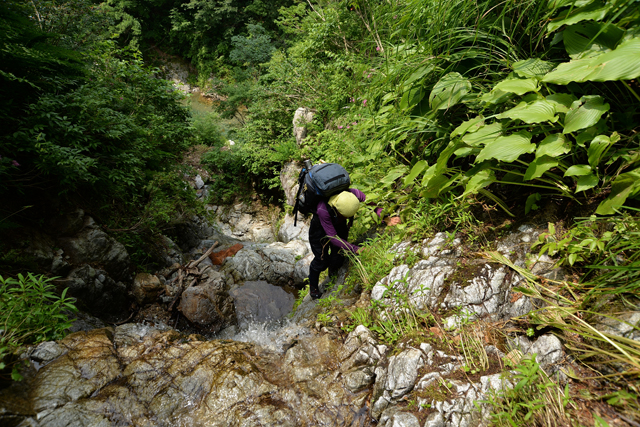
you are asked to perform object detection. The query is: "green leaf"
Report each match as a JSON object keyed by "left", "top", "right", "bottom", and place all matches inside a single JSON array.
[
  {"left": 421, "top": 174, "right": 450, "bottom": 198},
  {"left": 525, "top": 156, "right": 559, "bottom": 180},
  {"left": 462, "top": 122, "right": 502, "bottom": 147},
  {"left": 536, "top": 134, "right": 572, "bottom": 158},
  {"left": 451, "top": 116, "right": 484, "bottom": 138},
  {"left": 400, "top": 86, "right": 425, "bottom": 111},
  {"left": 496, "top": 100, "right": 557, "bottom": 124},
  {"left": 575, "top": 173, "right": 599, "bottom": 192},
  {"left": 587, "top": 133, "right": 619, "bottom": 169},
  {"left": 480, "top": 88, "right": 512, "bottom": 104},
  {"left": 513, "top": 58, "right": 556, "bottom": 78},
  {"left": 525, "top": 193, "right": 542, "bottom": 214},
  {"left": 543, "top": 38, "right": 640, "bottom": 84},
  {"left": 381, "top": 166, "right": 408, "bottom": 186},
  {"left": 429, "top": 72, "right": 472, "bottom": 110},
  {"left": 563, "top": 21, "right": 624, "bottom": 59},
  {"left": 546, "top": 93, "right": 576, "bottom": 113},
  {"left": 476, "top": 131, "right": 535, "bottom": 163},
  {"left": 564, "top": 164, "right": 592, "bottom": 176},
  {"left": 403, "top": 161, "right": 428, "bottom": 186},
  {"left": 547, "top": 1, "right": 611, "bottom": 33},
  {"left": 494, "top": 78, "right": 539, "bottom": 95},
  {"left": 595, "top": 169, "right": 640, "bottom": 214},
  {"left": 563, "top": 96, "right": 609, "bottom": 134},
  {"left": 463, "top": 168, "right": 496, "bottom": 196}
]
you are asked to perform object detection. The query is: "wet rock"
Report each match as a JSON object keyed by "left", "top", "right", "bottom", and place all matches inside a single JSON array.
[
  {"left": 280, "top": 161, "right": 303, "bottom": 207},
  {"left": 29, "top": 342, "right": 66, "bottom": 367},
  {"left": 57, "top": 216, "right": 131, "bottom": 281},
  {"left": 131, "top": 273, "right": 163, "bottom": 305},
  {"left": 338, "top": 326, "right": 385, "bottom": 392},
  {"left": 293, "top": 107, "right": 314, "bottom": 146},
  {"left": 224, "top": 248, "right": 264, "bottom": 281},
  {"left": 177, "top": 272, "right": 235, "bottom": 331},
  {"left": 372, "top": 348, "right": 424, "bottom": 419},
  {"left": 229, "top": 280, "right": 294, "bottom": 328}
]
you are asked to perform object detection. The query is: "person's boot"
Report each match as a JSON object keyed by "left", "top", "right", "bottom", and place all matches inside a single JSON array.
[{"left": 308, "top": 267, "right": 322, "bottom": 300}]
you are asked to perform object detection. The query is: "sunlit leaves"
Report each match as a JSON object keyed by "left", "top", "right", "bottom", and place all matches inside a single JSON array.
[
  {"left": 547, "top": 0, "right": 611, "bottom": 33},
  {"left": 565, "top": 164, "right": 592, "bottom": 176},
  {"left": 403, "top": 160, "right": 427, "bottom": 186},
  {"left": 576, "top": 173, "right": 599, "bottom": 192},
  {"left": 496, "top": 100, "right": 557, "bottom": 124},
  {"left": 463, "top": 167, "right": 495, "bottom": 196},
  {"left": 588, "top": 133, "right": 619, "bottom": 169},
  {"left": 596, "top": 169, "right": 640, "bottom": 214},
  {"left": 563, "top": 96, "right": 609, "bottom": 134},
  {"left": 525, "top": 157, "right": 559, "bottom": 181},
  {"left": 476, "top": 131, "right": 535, "bottom": 163},
  {"left": 462, "top": 122, "right": 502, "bottom": 147},
  {"left": 543, "top": 37, "right": 640, "bottom": 84},
  {"left": 513, "top": 59, "right": 556, "bottom": 78},
  {"left": 563, "top": 21, "right": 624, "bottom": 59},
  {"left": 536, "top": 134, "right": 572, "bottom": 158},
  {"left": 429, "top": 72, "right": 471, "bottom": 110},
  {"left": 493, "top": 78, "right": 539, "bottom": 95}
]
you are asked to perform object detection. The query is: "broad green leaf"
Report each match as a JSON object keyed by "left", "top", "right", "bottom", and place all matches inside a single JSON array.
[
  {"left": 480, "top": 88, "right": 511, "bottom": 104},
  {"left": 525, "top": 193, "right": 542, "bottom": 214},
  {"left": 546, "top": 93, "right": 576, "bottom": 114},
  {"left": 463, "top": 169, "right": 496, "bottom": 196},
  {"left": 421, "top": 174, "right": 450, "bottom": 198},
  {"left": 404, "top": 65, "right": 435, "bottom": 85},
  {"left": 525, "top": 156, "right": 559, "bottom": 180},
  {"left": 575, "top": 173, "right": 599, "bottom": 192},
  {"left": 513, "top": 59, "right": 556, "bottom": 78},
  {"left": 576, "top": 126, "right": 599, "bottom": 147},
  {"left": 462, "top": 122, "right": 502, "bottom": 147},
  {"left": 596, "top": 169, "right": 640, "bottom": 214},
  {"left": 494, "top": 78, "right": 539, "bottom": 95},
  {"left": 563, "top": 96, "right": 609, "bottom": 134},
  {"left": 451, "top": 116, "right": 484, "bottom": 138},
  {"left": 563, "top": 21, "right": 624, "bottom": 59},
  {"left": 547, "top": 0, "right": 596, "bottom": 8},
  {"left": 454, "top": 147, "right": 480, "bottom": 158},
  {"left": 536, "top": 134, "right": 572, "bottom": 158},
  {"left": 403, "top": 160, "right": 428, "bottom": 186},
  {"left": 400, "top": 86, "right": 425, "bottom": 110},
  {"left": 429, "top": 72, "right": 472, "bottom": 110},
  {"left": 476, "top": 131, "right": 535, "bottom": 163},
  {"left": 564, "top": 164, "right": 592, "bottom": 176},
  {"left": 497, "top": 100, "right": 557, "bottom": 124},
  {"left": 543, "top": 38, "right": 640, "bottom": 84},
  {"left": 381, "top": 166, "right": 408, "bottom": 185},
  {"left": 421, "top": 164, "right": 437, "bottom": 186},
  {"left": 587, "top": 133, "right": 618, "bottom": 169},
  {"left": 547, "top": 1, "right": 611, "bottom": 33}
]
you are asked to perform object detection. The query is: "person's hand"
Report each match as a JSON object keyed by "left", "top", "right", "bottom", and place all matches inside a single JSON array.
[{"left": 385, "top": 216, "right": 401, "bottom": 226}]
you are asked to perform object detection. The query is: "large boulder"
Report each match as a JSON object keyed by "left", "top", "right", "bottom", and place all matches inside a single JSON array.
[
  {"left": 177, "top": 268, "right": 235, "bottom": 332},
  {"left": 131, "top": 273, "right": 164, "bottom": 305},
  {"left": 65, "top": 265, "right": 128, "bottom": 319}
]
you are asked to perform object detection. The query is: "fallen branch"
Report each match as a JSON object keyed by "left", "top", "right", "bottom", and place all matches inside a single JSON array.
[{"left": 168, "top": 242, "right": 219, "bottom": 311}]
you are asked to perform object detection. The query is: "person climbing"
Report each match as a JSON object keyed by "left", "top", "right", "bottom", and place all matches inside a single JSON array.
[{"left": 307, "top": 188, "right": 400, "bottom": 299}]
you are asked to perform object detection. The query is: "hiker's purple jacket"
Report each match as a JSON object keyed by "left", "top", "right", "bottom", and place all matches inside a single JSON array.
[{"left": 315, "top": 188, "right": 382, "bottom": 253}]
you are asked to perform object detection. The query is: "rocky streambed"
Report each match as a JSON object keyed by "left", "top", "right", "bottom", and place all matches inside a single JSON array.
[{"left": 6, "top": 200, "right": 637, "bottom": 427}]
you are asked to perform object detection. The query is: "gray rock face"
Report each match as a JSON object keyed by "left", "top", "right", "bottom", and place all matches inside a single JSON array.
[
  {"left": 230, "top": 280, "right": 294, "bottom": 328},
  {"left": 223, "top": 240, "right": 311, "bottom": 286},
  {"left": 277, "top": 213, "right": 310, "bottom": 243},
  {"left": 594, "top": 311, "right": 640, "bottom": 342},
  {"left": 293, "top": 107, "right": 314, "bottom": 146},
  {"left": 211, "top": 202, "right": 276, "bottom": 243},
  {"left": 58, "top": 216, "right": 131, "bottom": 281},
  {"left": 280, "top": 161, "right": 303, "bottom": 207},
  {"left": 372, "top": 348, "right": 424, "bottom": 419},
  {"left": 65, "top": 265, "right": 128, "bottom": 318}
]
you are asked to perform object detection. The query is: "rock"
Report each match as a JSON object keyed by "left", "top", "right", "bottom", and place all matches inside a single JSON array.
[
  {"left": 57, "top": 216, "right": 131, "bottom": 281},
  {"left": 156, "top": 235, "right": 184, "bottom": 267},
  {"left": 48, "top": 209, "right": 85, "bottom": 237},
  {"left": 294, "top": 253, "right": 313, "bottom": 284},
  {"left": 212, "top": 202, "right": 276, "bottom": 243},
  {"left": 528, "top": 334, "right": 564, "bottom": 370},
  {"left": 372, "top": 348, "right": 424, "bottom": 420},
  {"left": 594, "top": 311, "right": 640, "bottom": 341},
  {"left": 131, "top": 273, "right": 163, "bottom": 305},
  {"left": 379, "top": 407, "right": 421, "bottom": 427},
  {"left": 223, "top": 248, "right": 264, "bottom": 281},
  {"left": 229, "top": 280, "right": 294, "bottom": 328},
  {"left": 424, "top": 412, "right": 445, "bottom": 427},
  {"left": 29, "top": 342, "right": 66, "bottom": 368},
  {"left": 262, "top": 240, "right": 309, "bottom": 285},
  {"left": 277, "top": 213, "right": 310, "bottom": 244},
  {"left": 64, "top": 265, "right": 128, "bottom": 318},
  {"left": 338, "top": 326, "right": 384, "bottom": 393},
  {"left": 173, "top": 215, "right": 217, "bottom": 251},
  {"left": 209, "top": 243, "right": 244, "bottom": 265},
  {"left": 195, "top": 174, "right": 205, "bottom": 189},
  {"left": 280, "top": 161, "right": 302, "bottom": 207},
  {"left": 293, "top": 107, "right": 314, "bottom": 146},
  {"left": 177, "top": 272, "right": 235, "bottom": 331}
]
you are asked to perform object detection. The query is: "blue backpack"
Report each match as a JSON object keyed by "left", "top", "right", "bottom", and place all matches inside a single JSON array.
[{"left": 293, "top": 162, "right": 351, "bottom": 225}]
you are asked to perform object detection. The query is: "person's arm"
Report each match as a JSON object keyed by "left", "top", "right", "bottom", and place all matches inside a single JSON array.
[{"left": 317, "top": 201, "right": 360, "bottom": 253}]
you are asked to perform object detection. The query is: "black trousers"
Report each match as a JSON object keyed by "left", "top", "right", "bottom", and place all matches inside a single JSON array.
[{"left": 308, "top": 214, "right": 349, "bottom": 291}]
